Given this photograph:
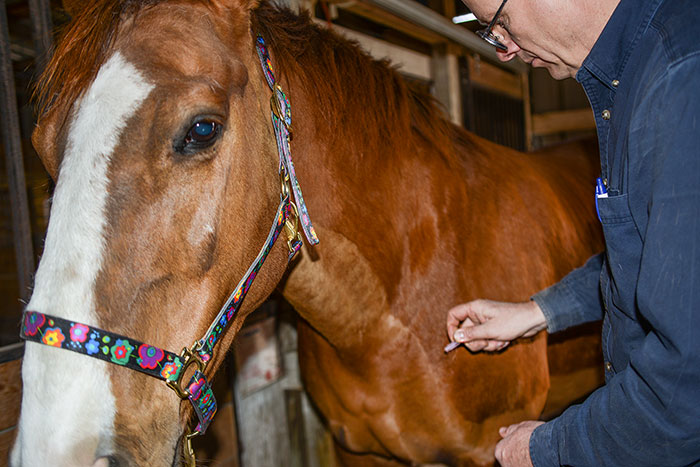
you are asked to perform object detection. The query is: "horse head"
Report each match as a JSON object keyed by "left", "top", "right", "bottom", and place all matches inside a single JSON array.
[{"left": 12, "top": 0, "right": 295, "bottom": 465}]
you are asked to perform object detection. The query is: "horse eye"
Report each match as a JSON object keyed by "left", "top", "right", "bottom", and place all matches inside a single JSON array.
[
  {"left": 185, "top": 121, "right": 219, "bottom": 145},
  {"left": 173, "top": 118, "right": 223, "bottom": 156}
]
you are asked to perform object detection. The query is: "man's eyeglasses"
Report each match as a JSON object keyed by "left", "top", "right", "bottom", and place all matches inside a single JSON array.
[{"left": 476, "top": 0, "right": 509, "bottom": 52}]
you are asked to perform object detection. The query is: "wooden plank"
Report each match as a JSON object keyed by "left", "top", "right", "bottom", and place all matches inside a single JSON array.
[
  {"left": 0, "top": 427, "right": 18, "bottom": 467},
  {"left": 441, "top": 0, "right": 456, "bottom": 18},
  {"left": 192, "top": 358, "right": 239, "bottom": 467},
  {"left": 285, "top": 389, "right": 309, "bottom": 467},
  {"left": 318, "top": 20, "right": 431, "bottom": 81},
  {"left": 467, "top": 54, "right": 523, "bottom": 100},
  {"left": 234, "top": 305, "right": 332, "bottom": 467},
  {"left": 0, "top": 343, "right": 23, "bottom": 365},
  {"left": 0, "top": 357, "right": 22, "bottom": 434},
  {"left": 432, "top": 43, "right": 462, "bottom": 124},
  {"left": 521, "top": 71, "right": 533, "bottom": 151},
  {"left": 0, "top": 5, "right": 35, "bottom": 301},
  {"left": 192, "top": 401, "right": 239, "bottom": 467},
  {"left": 532, "top": 108, "right": 595, "bottom": 136},
  {"left": 325, "top": 0, "right": 446, "bottom": 45}
]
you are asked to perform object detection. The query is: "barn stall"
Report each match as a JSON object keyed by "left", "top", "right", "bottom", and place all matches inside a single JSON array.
[{"left": 0, "top": 0, "right": 599, "bottom": 466}]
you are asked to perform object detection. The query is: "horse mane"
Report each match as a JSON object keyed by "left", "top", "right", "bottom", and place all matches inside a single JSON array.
[
  {"left": 252, "top": 2, "right": 460, "bottom": 163},
  {"left": 37, "top": 0, "right": 463, "bottom": 164}
]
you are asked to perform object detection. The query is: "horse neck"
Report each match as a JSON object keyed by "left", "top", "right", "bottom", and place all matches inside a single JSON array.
[{"left": 276, "top": 59, "right": 478, "bottom": 352}]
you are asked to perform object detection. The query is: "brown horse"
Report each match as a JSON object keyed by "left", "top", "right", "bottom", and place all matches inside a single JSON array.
[{"left": 12, "top": 0, "right": 604, "bottom": 465}]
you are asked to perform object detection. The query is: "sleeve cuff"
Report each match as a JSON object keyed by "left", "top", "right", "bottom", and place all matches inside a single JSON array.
[{"left": 530, "top": 421, "right": 559, "bottom": 467}]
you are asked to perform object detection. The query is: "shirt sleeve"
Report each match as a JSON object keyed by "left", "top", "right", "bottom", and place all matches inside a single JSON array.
[
  {"left": 529, "top": 55, "right": 700, "bottom": 466},
  {"left": 531, "top": 253, "right": 604, "bottom": 333}
]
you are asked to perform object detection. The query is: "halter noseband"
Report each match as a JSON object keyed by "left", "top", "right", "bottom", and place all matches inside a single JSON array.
[{"left": 20, "top": 35, "right": 318, "bottom": 466}]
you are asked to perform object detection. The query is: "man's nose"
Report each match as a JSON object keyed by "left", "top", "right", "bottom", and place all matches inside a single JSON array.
[{"left": 493, "top": 28, "right": 520, "bottom": 61}]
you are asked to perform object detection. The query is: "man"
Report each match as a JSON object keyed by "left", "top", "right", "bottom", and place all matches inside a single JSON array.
[{"left": 446, "top": 0, "right": 700, "bottom": 465}]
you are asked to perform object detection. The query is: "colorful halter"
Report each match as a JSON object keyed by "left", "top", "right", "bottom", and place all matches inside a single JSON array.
[{"left": 20, "top": 35, "right": 317, "bottom": 467}]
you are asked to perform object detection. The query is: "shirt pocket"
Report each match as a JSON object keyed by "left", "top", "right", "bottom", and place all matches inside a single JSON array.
[{"left": 596, "top": 193, "right": 642, "bottom": 319}]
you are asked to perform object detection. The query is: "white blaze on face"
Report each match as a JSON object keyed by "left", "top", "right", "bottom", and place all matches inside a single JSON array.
[{"left": 12, "top": 53, "right": 154, "bottom": 467}]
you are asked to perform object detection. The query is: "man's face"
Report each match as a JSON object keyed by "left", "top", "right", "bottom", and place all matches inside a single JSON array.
[{"left": 465, "top": 0, "right": 585, "bottom": 80}]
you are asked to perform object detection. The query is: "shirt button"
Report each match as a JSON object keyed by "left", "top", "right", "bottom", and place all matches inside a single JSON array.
[
  {"left": 602, "top": 109, "right": 611, "bottom": 120},
  {"left": 612, "top": 79, "right": 620, "bottom": 87},
  {"left": 605, "top": 361, "right": 613, "bottom": 372}
]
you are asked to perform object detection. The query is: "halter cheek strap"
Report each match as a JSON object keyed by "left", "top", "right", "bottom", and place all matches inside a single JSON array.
[{"left": 19, "top": 35, "right": 317, "bottom": 461}]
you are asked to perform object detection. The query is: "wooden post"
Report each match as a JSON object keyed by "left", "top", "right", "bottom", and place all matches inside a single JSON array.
[
  {"left": 521, "top": 70, "right": 533, "bottom": 151},
  {"left": 285, "top": 389, "right": 309, "bottom": 467},
  {"left": 0, "top": 2, "right": 34, "bottom": 301},
  {"left": 27, "top": 0, "right": 53, "bottom": 72},
  {"left": 431, "top": 43, "right": 462, "bottom": 125},
  {"left": 0, "top": 343, "right": 24, "bottom": 465}
]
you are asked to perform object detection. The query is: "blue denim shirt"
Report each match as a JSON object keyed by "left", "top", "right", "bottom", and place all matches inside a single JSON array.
[{"left": 529, "top": 0, "right": 700, "bottom": 464}]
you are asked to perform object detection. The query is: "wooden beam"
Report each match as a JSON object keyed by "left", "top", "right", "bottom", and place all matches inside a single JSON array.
[
  {"left": 325, "top": 0, "right": 527, "bottom": 73},
  {"left": 325, "top": 0, "right": 446, "bottom": 44},
  {"left": 532, "top": 108, "right": 595, "bottom": 136},
  {"left": 467, "top": 54, "right": 522, "bottom": 100},
  {"left": 318, "top": 20, "right": 431, "bottom": 81}
]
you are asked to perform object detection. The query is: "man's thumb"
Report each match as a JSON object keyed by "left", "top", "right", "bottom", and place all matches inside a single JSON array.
[{"left": 454, "top": 324, "right": 490, "bottom": 343}]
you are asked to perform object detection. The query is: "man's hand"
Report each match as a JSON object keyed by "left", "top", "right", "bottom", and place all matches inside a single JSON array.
[
  {"left": 446, "top": 299, "right": 547, "bottom": 352},
  {"left": 495, "top": 420, "right": 544, "bottom": 467}
]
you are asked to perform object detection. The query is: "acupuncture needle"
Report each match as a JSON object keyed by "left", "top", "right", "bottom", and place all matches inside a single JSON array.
[{"left": 444, "top": 341, "right": 461, "bottom": 353}]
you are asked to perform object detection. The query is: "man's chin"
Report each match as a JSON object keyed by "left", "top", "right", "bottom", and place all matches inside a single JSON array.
[{"left": 532, "top": 58, "right": 570, "bottom": 80}]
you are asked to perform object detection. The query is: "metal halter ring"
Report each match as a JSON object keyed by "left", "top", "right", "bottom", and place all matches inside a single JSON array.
[{"left": 166, "top": 342, "right": 207, "bottom": 399}]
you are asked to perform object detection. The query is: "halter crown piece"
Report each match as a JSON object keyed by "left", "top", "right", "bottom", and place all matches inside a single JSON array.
[{"left": 20, "top": 35, "right": 317, "bottom": 467}]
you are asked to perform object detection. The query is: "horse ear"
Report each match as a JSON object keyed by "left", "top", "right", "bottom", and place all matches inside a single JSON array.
[
  {"left": 62, "top": 0, "right": 89, "bottom": 17},
  {"left": 32, "top": 110, "right": 61, "bottom": 182}
]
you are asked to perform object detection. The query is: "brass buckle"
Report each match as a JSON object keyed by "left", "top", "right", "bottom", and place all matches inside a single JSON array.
[
  {"left": 270, "top": 85, "right": 293, "bottom": 140},
  {"left": 280, "top": 171, "right": 291, "bottom": 198},
  {"left": 166, "top": 342, "right": 206, "bottom": 399},
  {"left": 284, "top": 202, "right": 303, "bottom": 253}
]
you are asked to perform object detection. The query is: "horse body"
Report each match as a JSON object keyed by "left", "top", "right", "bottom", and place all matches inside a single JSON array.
[
  {"left": 281, "top": 112, "right": 601, "bottom": 464},
  {"left": 12, "top": 1, "right": 602, "bottom": 465}
]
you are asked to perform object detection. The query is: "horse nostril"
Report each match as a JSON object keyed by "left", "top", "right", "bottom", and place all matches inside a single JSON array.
[{"left": 92, "top": 456, "right": 120, "bottom": 467}]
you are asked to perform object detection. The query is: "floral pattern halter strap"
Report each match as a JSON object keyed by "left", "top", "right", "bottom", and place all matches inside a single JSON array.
[{"left": 20, "top": 34, "right": 317, "bottom": 467}]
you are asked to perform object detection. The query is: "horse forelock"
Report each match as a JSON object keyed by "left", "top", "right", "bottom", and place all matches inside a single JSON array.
[{"left": 35, "top": 0, "right": 217, "bottom": 119}]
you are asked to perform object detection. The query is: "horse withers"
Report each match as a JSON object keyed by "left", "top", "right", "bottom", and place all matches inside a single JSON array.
[{"left": 12, "top": 0, "right": 603, "bottom": 465}]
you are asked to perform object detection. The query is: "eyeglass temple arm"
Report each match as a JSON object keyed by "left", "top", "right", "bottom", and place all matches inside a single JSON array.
[{"left": 485, "top": 0, "right": 509, "bottom": 30}]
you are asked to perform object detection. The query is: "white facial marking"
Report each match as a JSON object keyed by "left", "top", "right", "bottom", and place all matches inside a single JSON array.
[{"left": 12, "top": 53, "right": 153, "bottom": 467}]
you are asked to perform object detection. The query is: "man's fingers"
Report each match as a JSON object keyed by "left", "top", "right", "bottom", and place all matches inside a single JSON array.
[
  {"left": 483, "top": 340, "right": 508, "bottom": 352},
  {"left": 454, "top": 319, "right": 498, "bottom": 343},
  {"left": 501, "top": 422, "right": 521, "bottom": 438},
  {"left": 494, "top": 438, "right": 505, "bottom": 463},
  {"left": 464, "top": 339, "right": 488, "bottom": 352},
  {"left": 446, "top": 304, "right": 472, "bottom": 340},
  {"left": 446, "top": 303, "right": 472, "bottom": 325}
]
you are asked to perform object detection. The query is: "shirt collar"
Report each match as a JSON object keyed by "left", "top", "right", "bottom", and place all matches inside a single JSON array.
[{"left": 576, "top": 0, "right": 665, "bottom": 88}]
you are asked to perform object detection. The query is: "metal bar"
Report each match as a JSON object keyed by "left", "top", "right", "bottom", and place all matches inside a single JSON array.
[
  {"left": 353, "top": 0, "right": 527, "bottom": 73},
  {"left": 27, "top": 0, "right": 52, "bottom": 72},
  {"left": 0, "top": 342, "right": 24, "bottom": 364},
  {"left": 0, "top": 0, "right": 35, "bottom": 301}
]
